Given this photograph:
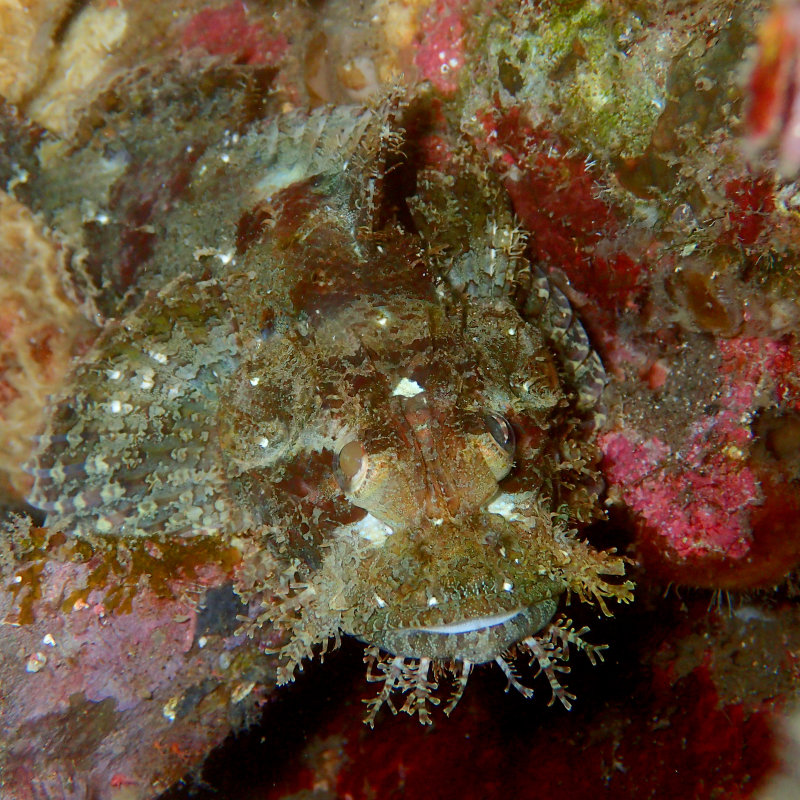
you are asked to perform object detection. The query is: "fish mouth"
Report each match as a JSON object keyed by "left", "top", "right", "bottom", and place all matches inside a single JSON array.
[
  {"left": 402, "top": 607, "right": 525, "bottom": 635},
  {"left": 362, "top": 602, "right": 557, "bottom": 663}
]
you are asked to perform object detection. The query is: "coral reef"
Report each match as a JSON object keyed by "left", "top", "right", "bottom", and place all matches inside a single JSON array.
[
  {"left": 460, "top": 0, "right": 800, "bottom": 589},
  {"left": 166, "top": 590, "right": 787, "bottom": 800},
  {"left": 0, "top": 519, "right": 278, "bottom": 798},
  {"left": 1, "top": 0, "right": 800, "bottom": 798},
  {"left": 0, "top": 0, "right": 75, "bottom": 106}
]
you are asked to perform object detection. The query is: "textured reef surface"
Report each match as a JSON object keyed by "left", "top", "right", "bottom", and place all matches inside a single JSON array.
[{"left": 1, "top": 1, "right": 800, "bottom": 798}]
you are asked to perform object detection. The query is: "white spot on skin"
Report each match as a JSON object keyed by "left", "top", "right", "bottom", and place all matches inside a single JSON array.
[
  {"left": 107, "top": 369, "right": 121, "bottom": 380},
  {"left": 502, "top": 580, "right": 514, "bottom": 592},
  {"left": 138, "top": 367, "right": 155, "bottom": 390},
  {"left": 42, "top": 634, "right": 56, "bottom": 647},
  {"left": 374, "top": 594, "right": 387, "bottom": 608},
  {"left": 428, "top": 596, "right": 439, "bottom": 607},
  {"left": 352, "top": 513, "right": 393, "bottom": 544},
  {"left": 249, "top": 376, "right": 260, "bottom": 386},
  {"left": 110, "top": 399, "right": 122, "bottom": 413},
  {"left": 487, "top": 493, "right": 520, "bottom": 521},
  {"left": 96, "top": 517, "right": 114, "bottom": 533},
  {"left": 377, "top": 316, "right": 388, "bottom": 326},
  {"left": 148, "top": 350, "right": 168, "bottom": 365},
  {"left": 392, "top": 377, "right": 424, "bottom": 398},
  {"left": 7, "top": 166, "right": 29, "bottom": 193},
  {"left": 255, "top": 163, "right": 307, "bottom": 197},
  {"left": 258, "top": 437, "right": 270, "bottom": 448},
  {"left": 507, "top": 328, "right": 516, "bottom": 336}
]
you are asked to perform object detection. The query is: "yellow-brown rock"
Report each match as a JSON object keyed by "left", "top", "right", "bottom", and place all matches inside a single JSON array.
[
  {"left": 0, "top": 191, "right": 92, "bottom": 499},
  {"left": 0, "top": 0, "right": 74, "bottom": 106}
]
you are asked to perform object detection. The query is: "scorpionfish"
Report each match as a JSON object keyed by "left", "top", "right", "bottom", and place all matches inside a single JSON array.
[{"left": 12, "top": 74, "right": 633, "bottom": 724}]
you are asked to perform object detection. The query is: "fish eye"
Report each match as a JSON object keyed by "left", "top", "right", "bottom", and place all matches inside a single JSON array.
[
  {"left": 333, "top": 440, "right": 369, "bottom": 493},
  {"left": 484, "top": 412, "right": 515, "bottom": 456},
  {"left": 479, "top": 412, "right": 515, "bottom": 481}
]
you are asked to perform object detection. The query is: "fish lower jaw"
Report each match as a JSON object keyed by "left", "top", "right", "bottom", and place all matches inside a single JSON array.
[
  {"left": 362, "top": 600, "right": 558, "bottom": 663},
  {"left": 402, "top": 607, "right": 525, "bottom": 635}
]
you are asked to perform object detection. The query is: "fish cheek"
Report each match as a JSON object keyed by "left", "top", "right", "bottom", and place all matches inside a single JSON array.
[
  {"left": 217, "top": 354, "right": 353, "bottom": 570},
  {"left": 233, "top": 448, "right": 366, "bottom": 571},
  {"left": 217, "top": 345, "right": 305, "bottom": 474}
]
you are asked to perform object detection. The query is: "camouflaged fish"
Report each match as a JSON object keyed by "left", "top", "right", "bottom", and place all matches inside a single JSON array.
[{"left": 11, "top": 75, "right": 633, "bottom": 724}]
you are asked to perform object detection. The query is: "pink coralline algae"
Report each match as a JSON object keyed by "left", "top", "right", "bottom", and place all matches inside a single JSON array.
[
  {"left": 180, "top": 1, "right": 289, "bottom": 66},
  {"left": 746, "top": 1, "right": 800, "bottom": 177},
  {"left": 602, "top": 332, "right": 800, "bottom": 588},
  {"left": 601, "top": 430, "right": 760, "bottom": 561},
  {"left": 413, "top": 0, "right": 466, "bottom": 95},
  {"left": 717, "top": 337, "right": 800, "bottom": 411},
  {"left": 723, "top": 177, "right": 776, "bottom": 247},
  {"left": 469, "top": 108, "right": 647, "bottom": 364}
]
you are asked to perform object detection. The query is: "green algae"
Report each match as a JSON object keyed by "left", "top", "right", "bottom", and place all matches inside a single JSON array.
[{"left": 481, "top": 0, "right": 665, "bottom": 158}]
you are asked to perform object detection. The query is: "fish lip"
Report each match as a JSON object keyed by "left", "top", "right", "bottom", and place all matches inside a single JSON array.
[{"left": 398, "top": 607, "right": 526, "bottom": 636}]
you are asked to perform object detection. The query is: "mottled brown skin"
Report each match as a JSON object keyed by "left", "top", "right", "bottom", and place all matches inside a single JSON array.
[
  {"left": 25, "top": 98, "right": 632, "bottom": 720},
  {"left": 224, "top": 286, "right": 567, "bottom": 661}
]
